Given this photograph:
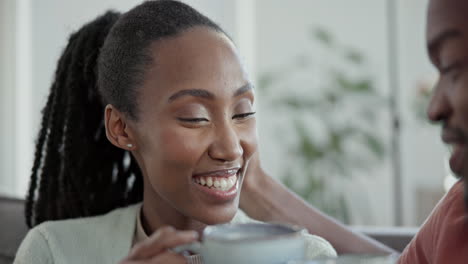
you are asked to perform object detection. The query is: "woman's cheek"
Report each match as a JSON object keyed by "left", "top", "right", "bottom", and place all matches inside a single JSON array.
[
  {"left": 240, "top": 119, "right": 258, "bottom": 161},
  {"left": 159, "top": 127, "right": 207, "bottom": 164}
]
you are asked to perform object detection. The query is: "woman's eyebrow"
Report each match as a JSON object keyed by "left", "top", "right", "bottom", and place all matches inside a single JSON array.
[
  {"left": 233, "top": 83, "right": 253, "bottom": 97},
  {"left": 168, "top": 89, "right": 214, "bottom": 102},
  {"left": 168, "top": 83, "right": 253, "bottom": 102}
]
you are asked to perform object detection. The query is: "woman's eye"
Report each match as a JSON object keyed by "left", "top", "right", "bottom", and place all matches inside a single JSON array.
[
  {"left": 233, "top": 112, "right": 256, "bottom": 119},
  {"left": 177, "top": 117, "right": 209, "bottom": 123}
]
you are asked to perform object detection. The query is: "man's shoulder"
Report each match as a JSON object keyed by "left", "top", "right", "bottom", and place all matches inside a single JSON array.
[
  {"left": 431, "top": 180, "right": 466, "bottom": 228},
  {"left": 398, "top": 180, "right": 467, "bottom": 264}
]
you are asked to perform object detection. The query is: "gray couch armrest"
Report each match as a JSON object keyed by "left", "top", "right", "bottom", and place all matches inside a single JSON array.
[
  {"left": 0, "top": 196, "right": 28, "bottom": 264},
  {"left": 352, "top": 226, "right": 418, "bottom": 253}
]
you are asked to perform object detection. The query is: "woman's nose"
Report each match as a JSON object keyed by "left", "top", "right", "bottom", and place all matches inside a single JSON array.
[{"left": 208, "top": 123, "right": 243, "bottom": 162}]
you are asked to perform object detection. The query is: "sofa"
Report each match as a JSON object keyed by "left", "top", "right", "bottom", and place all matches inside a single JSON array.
[
  {"left": 0, "top": 197, "right": 28, "bottom": 264},
  {"left": 0, "top": 195, "right": 415, "bottom": 264}
]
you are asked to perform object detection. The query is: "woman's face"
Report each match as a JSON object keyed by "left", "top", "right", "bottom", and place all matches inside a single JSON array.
[{"left": 131, "top": 27, "right": 257, "bottom": 225}]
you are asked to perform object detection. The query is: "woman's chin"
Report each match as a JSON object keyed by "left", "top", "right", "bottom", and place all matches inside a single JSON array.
[{"left": 194, "top": 205, "right": 238, "bottom": 226}]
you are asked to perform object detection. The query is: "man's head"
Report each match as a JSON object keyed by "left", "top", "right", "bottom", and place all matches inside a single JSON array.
[{"left": 426, "top": 0, "right": 468, "bottom": 177}]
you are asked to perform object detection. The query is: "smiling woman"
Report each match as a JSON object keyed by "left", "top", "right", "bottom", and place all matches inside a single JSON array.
[
  {"left": 117, "top": 26, "right": 258, "bottom": 227},
  {"left": 13, "top": 1, "right": 335, "bottom": 263}
]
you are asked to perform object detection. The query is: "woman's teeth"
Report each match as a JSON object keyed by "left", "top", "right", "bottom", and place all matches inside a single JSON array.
[{"left": 195, "top": 175, "right": 237, "bottom": 191}]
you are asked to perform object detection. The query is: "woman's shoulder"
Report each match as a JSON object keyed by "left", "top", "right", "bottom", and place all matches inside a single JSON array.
[
  {"left": 29, "top": 202, "right": 140, "bottom": 244},
  {"left": 14, "top": 225, "right": 53, "bottom": 264},
  {"left": 38, "top": 202, "right": 140, "bottom": 233},
  {"left": 14, "top": 203, "right": 140, "bottom": 264}
]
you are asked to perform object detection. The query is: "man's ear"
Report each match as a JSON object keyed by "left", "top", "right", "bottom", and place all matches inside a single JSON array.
[{"left": 104, "top": 104, "right": 136, "bottom": 151}]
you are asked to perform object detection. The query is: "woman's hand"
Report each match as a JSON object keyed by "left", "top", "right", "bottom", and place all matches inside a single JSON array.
[
  {"left": 240, "top": 150, "right": 273, "bottom": 220},
  {"left": 119, "top": 226, "right": 198, "bottom": 264},
  {"left": 241, "top": 151, "right": 266, "bottom": 192}
]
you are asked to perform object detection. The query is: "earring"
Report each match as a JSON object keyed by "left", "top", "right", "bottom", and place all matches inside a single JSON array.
[{"left": 127, "top": 143, "right": 133, "bottom": 148}]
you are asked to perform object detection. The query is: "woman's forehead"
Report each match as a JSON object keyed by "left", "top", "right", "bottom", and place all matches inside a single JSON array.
[
  {"left": 148, "top": 28, "right": 239, "bottom": 79},
  {"left": 138, "top": 27, "right": 249, "bottom": 107}
]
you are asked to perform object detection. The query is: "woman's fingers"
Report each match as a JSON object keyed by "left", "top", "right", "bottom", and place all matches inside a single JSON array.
[
  {"left": 120, "top": 251, "right": 187, "bottom": 264},
  {"left": 149, "top": 251, "right": 188, "bottom": 263},
  {"left": 120, "top": 252, "right": 188, "bottom": 264},
  {"left": 127, "top": 226, "right": 198, "bottom": 260}
]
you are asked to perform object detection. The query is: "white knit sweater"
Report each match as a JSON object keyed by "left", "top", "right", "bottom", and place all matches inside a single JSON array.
[{"left": 14, "top": 203, "right": 336, "bottom": 263}]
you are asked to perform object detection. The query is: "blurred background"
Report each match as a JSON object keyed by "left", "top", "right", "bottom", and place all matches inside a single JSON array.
[{"left": 0, "top": 0, "right": 447, "bottom": 228}]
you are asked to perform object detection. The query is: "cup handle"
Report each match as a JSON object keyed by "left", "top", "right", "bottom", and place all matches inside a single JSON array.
[{"left": 172, "top": 242, "right": 202, "bottom": 255}]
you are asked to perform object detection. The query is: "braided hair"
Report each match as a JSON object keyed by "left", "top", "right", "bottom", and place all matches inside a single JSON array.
[{"left": 26, "top": 0, "right": 225, "bottom": 228}]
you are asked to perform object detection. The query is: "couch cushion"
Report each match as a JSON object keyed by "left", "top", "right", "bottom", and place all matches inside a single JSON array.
[{"left": 0, "top": 197, "right": 28, "bottom": 264}]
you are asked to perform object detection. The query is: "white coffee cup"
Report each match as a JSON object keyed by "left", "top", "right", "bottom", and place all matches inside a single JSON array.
[
  {"left": 174, "top": 222, "right": 307, "bottom": 264},
  {"left": 288, "top": 254, "right": 398, "bottom": 264}
]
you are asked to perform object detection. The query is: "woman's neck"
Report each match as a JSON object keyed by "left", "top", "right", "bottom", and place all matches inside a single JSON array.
[{"left": 141, "top": 194, "right": 207, "bottom": 236}]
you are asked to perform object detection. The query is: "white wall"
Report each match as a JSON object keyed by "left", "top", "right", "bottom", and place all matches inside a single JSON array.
[
  {"left": 396, "top": 0, "right": 445, "bottom": 225},
  {"left": 0, "top": 0, "right": 17, "bottom": 196}
]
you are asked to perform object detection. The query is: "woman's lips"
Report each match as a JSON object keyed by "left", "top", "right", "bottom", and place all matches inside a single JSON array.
[
  {"left": 192, "top": 169, "right": 240, "bottom": 202},
  {"left": 193, "top": 168, "right": 240, "bottom": 178},
  {"left": 194, "top": 174, "right": 237, "bottom": 191}
]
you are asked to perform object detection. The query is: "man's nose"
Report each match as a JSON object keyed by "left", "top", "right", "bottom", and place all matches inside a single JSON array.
[
  {"left": 427, "top": 81, "right": 451, "bottom": 122},
  {"left": 208, "top": 123, "right": 243, "bottom": 162}
]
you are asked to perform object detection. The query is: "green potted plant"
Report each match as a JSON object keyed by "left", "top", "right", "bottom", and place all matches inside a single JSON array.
[{"left": 258, "top": 28, "right": 388, "bottom": 223}]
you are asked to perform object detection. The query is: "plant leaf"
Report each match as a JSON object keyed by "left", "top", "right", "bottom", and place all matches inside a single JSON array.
[
  {"left": 362, "top": 133, "right": 385, "bottom": 158},
  {"left": 295, "top": 122, "right": 325, "bottom": 160},
  {"left": 345, "top": 49, "right": 365, "bottom": 65},
  {"left": 312, "top": 28, "right": 333, "bottom": 47}
]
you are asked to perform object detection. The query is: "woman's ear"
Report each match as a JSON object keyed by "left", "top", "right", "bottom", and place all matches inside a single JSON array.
[{"left": 104, "top": 104, "right": 136, "bottom": 151}]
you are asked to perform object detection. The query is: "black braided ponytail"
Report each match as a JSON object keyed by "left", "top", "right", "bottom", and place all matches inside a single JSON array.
[{"left": 26, "top": 11, "right": 143, "bottom": 227}]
